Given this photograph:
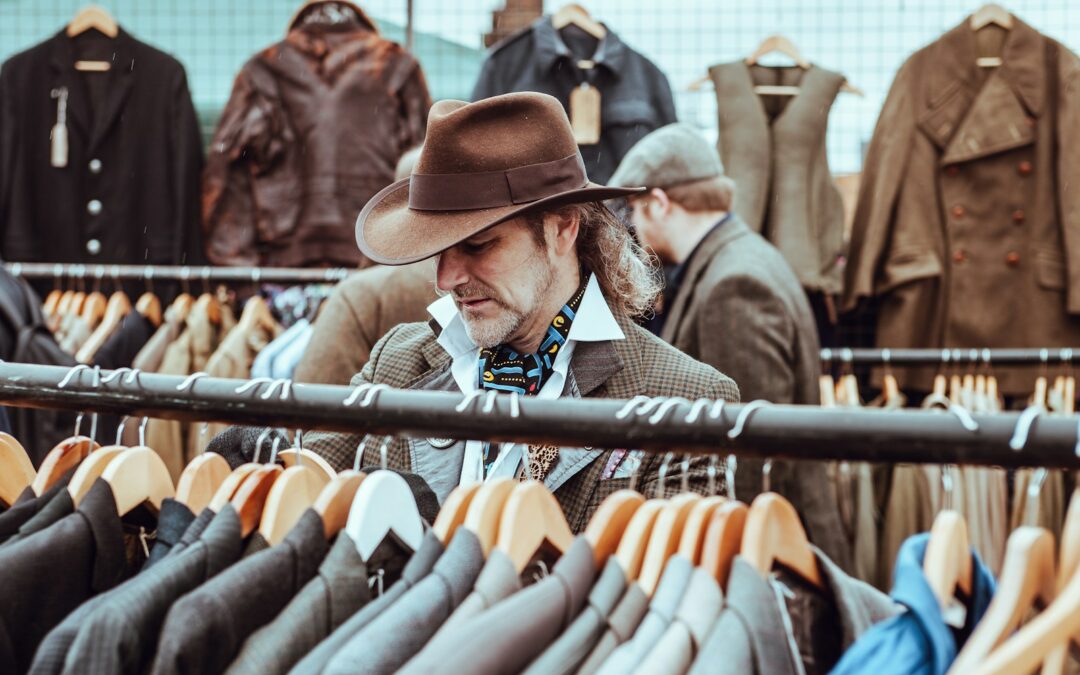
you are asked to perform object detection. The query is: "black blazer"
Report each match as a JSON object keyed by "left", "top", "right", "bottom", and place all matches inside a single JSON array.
[{"left": 0, "top": 28, "right": 204, "bottom": 267}]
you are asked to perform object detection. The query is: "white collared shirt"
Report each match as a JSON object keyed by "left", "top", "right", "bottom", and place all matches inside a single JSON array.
[{"left": 427, "top": 274, "right": 624, "bottom": 484}]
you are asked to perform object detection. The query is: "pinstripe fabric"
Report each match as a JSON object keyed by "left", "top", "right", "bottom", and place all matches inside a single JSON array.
[
  {"left": 304, "top": 312, "right": 740, "bottom": 531},
  {"left": 56, "top": 506, "right": 243, "bottom": 675}
]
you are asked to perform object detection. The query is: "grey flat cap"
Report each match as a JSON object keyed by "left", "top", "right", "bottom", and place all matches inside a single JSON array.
[{"left": 608, "top": 123, "right": 724, "bottom": 190}]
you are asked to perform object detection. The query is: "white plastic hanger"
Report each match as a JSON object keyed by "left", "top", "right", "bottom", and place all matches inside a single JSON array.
[{"left": 343, "top": 438, "right": 424, "bottom": 560}]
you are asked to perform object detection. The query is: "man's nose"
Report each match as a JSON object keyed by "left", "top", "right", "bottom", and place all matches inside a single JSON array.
[{"left": 436, "top": 247, "right": 469, "bottom": 292}]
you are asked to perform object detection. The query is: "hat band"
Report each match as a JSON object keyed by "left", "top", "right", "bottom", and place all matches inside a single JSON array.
[{"left": 408, "top": 153, "right": 588, "bottom": 211}]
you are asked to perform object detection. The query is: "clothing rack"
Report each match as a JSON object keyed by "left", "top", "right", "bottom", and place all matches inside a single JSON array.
[
  {"left": 3, "top": 262, "right": 353, "bottom": 284},
  {"left": 822, "top": 347, "right": 1080, "bottom": 366},
  {"left": 0, "top": 362, "right": 1078, "bottom": 468}
]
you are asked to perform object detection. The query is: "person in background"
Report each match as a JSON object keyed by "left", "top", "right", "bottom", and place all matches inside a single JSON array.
[
  {"left": 294, "top": 146, "right": 436, "bottom": 385},
  {"left": 608, "top": 123, "right": 851, "bottom": 571}
]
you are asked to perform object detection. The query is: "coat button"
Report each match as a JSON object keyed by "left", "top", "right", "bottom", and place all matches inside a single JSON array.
[
  {"left": 86, "top": 239, "right": 101, "bottom": 255},
  {"left": 945, "top": 165, "right": 960, "bottom": 176},
  {"left": 1012, "top": 209, "right": 1026, "bottom": 224},
  {"left": 1026, "top": 116, "right": 1037, "bottom": 127},
  {"left": 1006, "top": 251, "right": 1021, "bottom": 266},
  {"left": 87, "top": 199, "right": 102, "bottom": 215},
  {"left": 1018, "top": 161, "right": 1033, "bottom": 175},
  {"left": 953, "top": 250, "right": 967, "bottom": 263},
  {"left": 88, "top": 158, "right": 102, "bottom": 174},
  {"left": 952, "top": 205, "right": 966, "bottom": 218}
]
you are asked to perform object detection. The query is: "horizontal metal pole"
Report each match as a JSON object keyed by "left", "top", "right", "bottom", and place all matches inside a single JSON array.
[
  {"left": 0, "top": 363, "right": 1077, "bottom": 468},
  {"left": 4, "top": 263, "right": 353, "bottom": 284},
  {"left": 822, "top": 347, "right": 1080, "bottom": 366}
]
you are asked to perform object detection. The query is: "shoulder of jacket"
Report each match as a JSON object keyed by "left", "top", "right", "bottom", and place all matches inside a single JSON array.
[
  {"left": 621, "top": 320, "right": 739, "bottom": 400},
  {"left": 363, "top": 320, "right": 438, "bottom": 385},
  {"left": 485, "top": 21, "right": 540, "bottom": 58}
]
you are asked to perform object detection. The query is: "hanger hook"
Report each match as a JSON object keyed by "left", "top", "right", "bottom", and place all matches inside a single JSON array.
[
  {"left": 178, "top": 371, "right": 209, "bottom": 392},
  {"left": 655, "top": 451, "right": 675, "bottom": 499},
  {"left": 648, "top": 397, "right": 692, "bottom": 425},
  {"left": 727, "top": 400, "right": 772, "bottom": 439},
  {"left": 101, "top": 366, "right": 137, "bottom": 385},
  {"left": 353, "top": 437, "right": 368, "bottom": 472},
  {"left": 680, "top": 454, "right": 691, "bottom": 494},
  {"left": 947, "top": 404, "right": 980, "bottom": 432},
  {"left": 725, "top": 455, "right": 737, "bottom": 499},
  {"left": 342, "top": 382, "right": 372, "bottom": 406},
  {"left": 684, "top": 398, "right": 712, "bottom": 424},
  {"left": 253, "top": 427, "right": 274, "bottom": 464},
  {"left": 614, "top": 395, "right": 654, "bottom": 420},
  {"left": 57, "top": 363, "right": 90, "bottom": 388},
  {"left": 942, "top": 464, "right": 957, "bottom": 511},
  {"left": 73, "top": 412, "right": 84, "bottom": 438},
  {"left": 86, "top": 366, "right": 101, "bottom": 447},
  {"left": 1009, "top": 405, "right": 1044, "bottom": 451},
  {"left": 115, "top": 415, "right": 128, "bottom": 446},
  {"left": 269, "top": 436, "right": 283, "bottom": 465},
  {"left": 294, "top": 428, "right": 304, "bottom": 468},
  {"left": 259, "top": 378, "right": 292, "bottom": 401},
  {"left": 455, "top": 390, "right": 484, "bottom": 413},
  {"left": 482, "top": 390, "right": 499, "bottom": 415},
  {"left": 234, "top": 377, "right": 273, "bottom": 395},
  {"left": 379, "top": 437, "right": 391, "bottom": 470},
  {"left": 509, "top": 392, "right": 521, "bottom": 419},
  {"left": 706, "top": 454, "right": 719, "bottom": 495}
]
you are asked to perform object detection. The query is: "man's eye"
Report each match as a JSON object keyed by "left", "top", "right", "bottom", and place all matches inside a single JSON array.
[{"left": 464, "top": 240, "right": 492, "bottom": 253}]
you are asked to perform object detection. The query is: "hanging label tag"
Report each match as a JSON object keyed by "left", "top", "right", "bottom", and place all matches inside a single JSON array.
[
  {"left": 569, "top": 83, "right": 601, "bottom": 145},
  {"left": 50, "top": 87, "right": 69, "bottom": 168}
]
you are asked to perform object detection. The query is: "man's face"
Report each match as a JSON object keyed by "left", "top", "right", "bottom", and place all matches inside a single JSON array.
[
  {"left": 628, "top": 196, "right": 673, "bottom": 264},
  {"left": 436, "top": 218, "right": 557, "bottom": 349}
]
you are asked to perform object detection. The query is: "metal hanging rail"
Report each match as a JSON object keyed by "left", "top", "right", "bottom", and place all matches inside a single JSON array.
[
  {"left": 822, "top": 347, "right": 1080, "bottom": 366},
  {"left": 3, "top": 262, "right": 354, "bottom": 284},
  {"left": 0, "top": 362, "right": 1078, "bottom": 468}
]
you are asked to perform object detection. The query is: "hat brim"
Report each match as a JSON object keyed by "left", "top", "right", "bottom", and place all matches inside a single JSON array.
[{"left": 355, "top": 178, "right": 645, "bottom": 265}]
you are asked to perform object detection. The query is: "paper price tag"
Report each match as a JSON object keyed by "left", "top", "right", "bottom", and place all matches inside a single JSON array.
[{"left": 569, "top": 83, "right": 601, "bottom": 145}]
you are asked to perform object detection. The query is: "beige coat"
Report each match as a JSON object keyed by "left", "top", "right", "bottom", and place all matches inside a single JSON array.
[{"left": 843, "top": 18, "right": 1080, "bottom": 394}]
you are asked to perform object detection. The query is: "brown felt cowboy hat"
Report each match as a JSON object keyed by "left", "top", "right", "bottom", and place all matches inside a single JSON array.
[{"left": 355, "top": 92, "right": 645, "bottom": 265}]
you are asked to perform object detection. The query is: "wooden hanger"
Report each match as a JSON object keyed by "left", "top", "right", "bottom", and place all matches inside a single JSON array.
[
  {"left": 551, "top": 3, "right": 606, "bottom": 40},
  {"left": 55, "top": 290, "right": 76, "bottom": 319},
  {"left": 1041, "top": 489, "right": 1080, "bottom": 674},
  {"left": 971, "top": 3, "right": 1013, "bottom": 30},
  {"left": 463, "top": 478, "right": 517, "bottom": 555},
  {"left": 169, "top": 292, "right": 195, "bottom": 323},
  {"left": 32, "top": 435, "right": 98, "bottom": 495},
  {"left": 80, "top": 291, "right": 107, "bottom": 330},
  {"left": 819, "top": 374, "right": 837, "bottom": 407},
  {"left": 314, "top": 470, "right": 366, "bottom": 539},
  {"left": 0, "top": 433, "right": 36, "bottom": 506},
  {"left": 741, "top": 492, "right": 823, "bottom": 587},
  {"left": 614, "top": 499, "right": 666, "bottom": 581},
  {"left": 258, "top": 464, "right": 330, "bottom": 545},
  {"left": 192, "top": 292, "right": 221, "bottom": 326},
  {"left": 67, "top": 444, "right": 126, "bottom": 505},
  {"left": 238, "top": 295, "right": 277, "bottom": 335},
  {"left": 99, "top": 446, "right": 175, "bottom": 515},
  {"left": 76, "top": 291, "right": 131, "bottom": 364},
  {"left": 208, "top": 463, "right": 261, "bottom": 512},
  {"left": 230, "top": 465, "right": 283, "bottom": 537},
  {"left": 701, "top": 500, "right": 749, "bottom": 587},
  {"left": 677, "top": 496, "right": 727, "bottom": 565},
  {"left": 44, "top": 289, "right": 63, "bottom": 317},
  {"left": 432, "top": 483, "right": 481, "bottom": 546},
  {"left": 345, "top": 470, "right": 425, "bottom": 560},
  {"left": 175, "top": 452, "right": 231, "bottom": 514},
  {"left": 638, "top": 493, "right": 701, "bottom": 596},
  {"left": 278, "top": 449, "right": 336, "bottom": 483},
  {"left": 496, "top": 480, "right": 575, "bottom": 574},
  {"left": 841, "top": 373, "right": 861, "bottom": 407},
  {"left": 584, "top": 489, "right": 645, "bottom": 568},
  {"left": 135, "top": 292, "right": 162, "bottom": 328},
  {"left": 746, "top": 34, "right": 809, "bottom": 68},
  {"left": 1033, "top": 375, "right": 1049, "bottom": 409},
  {"left": 923, "top": 509, "right": 974, "bottom": 607},
  {"left": 950, "top": 526, "right": 1056, "bottom": 673},
  {"left": 67, "top": 5, "right": 118, "bottom": 37},
  {"left": 70, "top": 291, "right": 87, "bottom": 316}
]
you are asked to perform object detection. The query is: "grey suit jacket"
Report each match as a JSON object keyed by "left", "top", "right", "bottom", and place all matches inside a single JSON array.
[
  {"left": 225, "top": 531, "right": 397, "bottom": 675},
  {"left": 661, "top": 217, "right": 851, "bottom": 573},
  {"left": 403, "top": 536, "right": 596, "bottom": 675},
  {"left": 288, "top": 530, "right": 445, "bottom": 675},
  {"left": 688, "top": 550, "right": 898, "bottom": 675},
  {"left": 151, "top": 509, "right": 328, "bottom": 675},
  {"left": 59, "top": 505, "right": 243, "bottom": 675},
  {"left": 635, "top": 567, "right": 723, "bottom": 675},
  {"left": 524, "top": 556, "right": 627, "bottom": 675},
  {"left": 324, "top": 528, "right": 484, "bottom": 675},
  {"left": 577, "top": 581, "right": 650, "bottom": 674},
  {"left": 596, "top": 555, "right": 693, "bottom": 675}
]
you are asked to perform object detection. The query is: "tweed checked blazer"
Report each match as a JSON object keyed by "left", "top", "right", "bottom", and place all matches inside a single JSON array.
[{"left": 305, "top": 311, "right": 739, "bottom": 532}]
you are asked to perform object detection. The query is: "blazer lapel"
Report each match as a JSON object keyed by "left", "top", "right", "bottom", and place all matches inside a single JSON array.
[{"left": 86, "top": 29, "right": 137, "bottom": 155}]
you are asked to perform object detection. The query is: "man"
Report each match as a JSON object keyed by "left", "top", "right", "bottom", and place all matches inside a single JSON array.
[
  {"left": 294, "top": 147, "right": 436, "bottom": 385},
  {"left": 608, "top": 123, "right": 850, "bottom": 570},
  {"left": 306, "top": 93, "right": 739, "bottom": 532}
]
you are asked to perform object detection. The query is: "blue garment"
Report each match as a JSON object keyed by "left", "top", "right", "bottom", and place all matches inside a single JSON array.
[
  {"left": 270, "top": 320, "right": 313, "bottom": 379},
  {"left": 251, "top": 320, "right": 309, "bottom": 379},
  {"left": 829, "top": 533, "right": 995, "bottom": 675}
]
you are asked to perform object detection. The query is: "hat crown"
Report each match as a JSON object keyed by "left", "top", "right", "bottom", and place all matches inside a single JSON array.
[{"left": 415, "top": 93, "right": 582, "bottom": 176}]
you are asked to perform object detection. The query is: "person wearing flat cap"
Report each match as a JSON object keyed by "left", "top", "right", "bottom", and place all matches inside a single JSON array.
[
  {"left": 302, "top": 93, "right": 739, "bottom": 532},
  {"left": 609, "top": 123, "right": 851, "bottom": 571}
]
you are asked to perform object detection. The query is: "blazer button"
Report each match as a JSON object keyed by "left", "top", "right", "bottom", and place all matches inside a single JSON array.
[
  {"left": 1006, "top": 251, "right": 1021, "bottom": 266},
  {"left": 945, "top": 165, "right": 960, "bottom": 177},
  {"left": 1018, "top": 161, "right": 1033, "bottom": 176},
  {"left": 951, "top": 205, "right": 966, "bottom": 218},
  {"left": 88, "top": 158, "right": 102, "bottom": 174},
  {"left": 953, "top": 250, "right": 967, "bottom": 263},
  {"left": 86, "top": 199, "right": 102, "bottom": 215},
  {"left": 1012, "top": 209, "right": 1026, "bottom": 224},
  {"left": 86, "top": 239, "right": 101, "bottom": 255}
]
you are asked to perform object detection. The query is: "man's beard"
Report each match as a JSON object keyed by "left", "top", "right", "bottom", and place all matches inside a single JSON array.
[{"left": 454, "top": 257, "right": 556, "bottom": 349}]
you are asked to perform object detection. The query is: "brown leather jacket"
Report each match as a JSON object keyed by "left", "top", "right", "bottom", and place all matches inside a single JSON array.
[{"left": 203, "top": 17, "right": 431, "bottom": 268}]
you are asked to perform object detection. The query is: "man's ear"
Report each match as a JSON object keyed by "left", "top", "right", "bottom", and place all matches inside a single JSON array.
[
  {"left": 548, "top": 207, "right": 581, "bottom": 257},
  {"left": 648, "top": 188, "right": 672, "bottom": 218}
]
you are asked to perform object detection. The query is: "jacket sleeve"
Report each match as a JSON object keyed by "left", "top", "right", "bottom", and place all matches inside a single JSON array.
[
  {"left": 1056, "top": 46, "right": 1080, "bottom": 313},
  {"left": 202, "top": 65, "right": 287, "bottom": 266},
  {"left": 169, "top": 66, "right": 205, "bottom": 265},
  {"left": 840, "top": 56, "right": 919, "bottom": 312},
  {"left": 696, "top": 275, "right": 796, "bottom": 403},
  {"left": 390, "top": 55, "right": 432, "bottom": 157},
  {"left": 653, "top": 67, "right": 678, "bottom": 126}
]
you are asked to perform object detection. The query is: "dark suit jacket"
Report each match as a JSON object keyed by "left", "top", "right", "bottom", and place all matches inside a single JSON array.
[
  {"left": 0, "top": 28, "right": 203, "bottom": 267},
  {"left": 660, "top": 217, "right": 851, "bottom": 572},
  {"left": 150, "top": 509, "right": 327, "bottom": 675}
]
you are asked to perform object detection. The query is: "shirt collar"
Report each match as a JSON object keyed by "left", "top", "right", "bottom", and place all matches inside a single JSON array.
[
  {"left": 427, "top": 273, "right": 625, "bottom": 360},
  {"left": 530, "top": 17, "right": 627, "bottom": 79}
]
